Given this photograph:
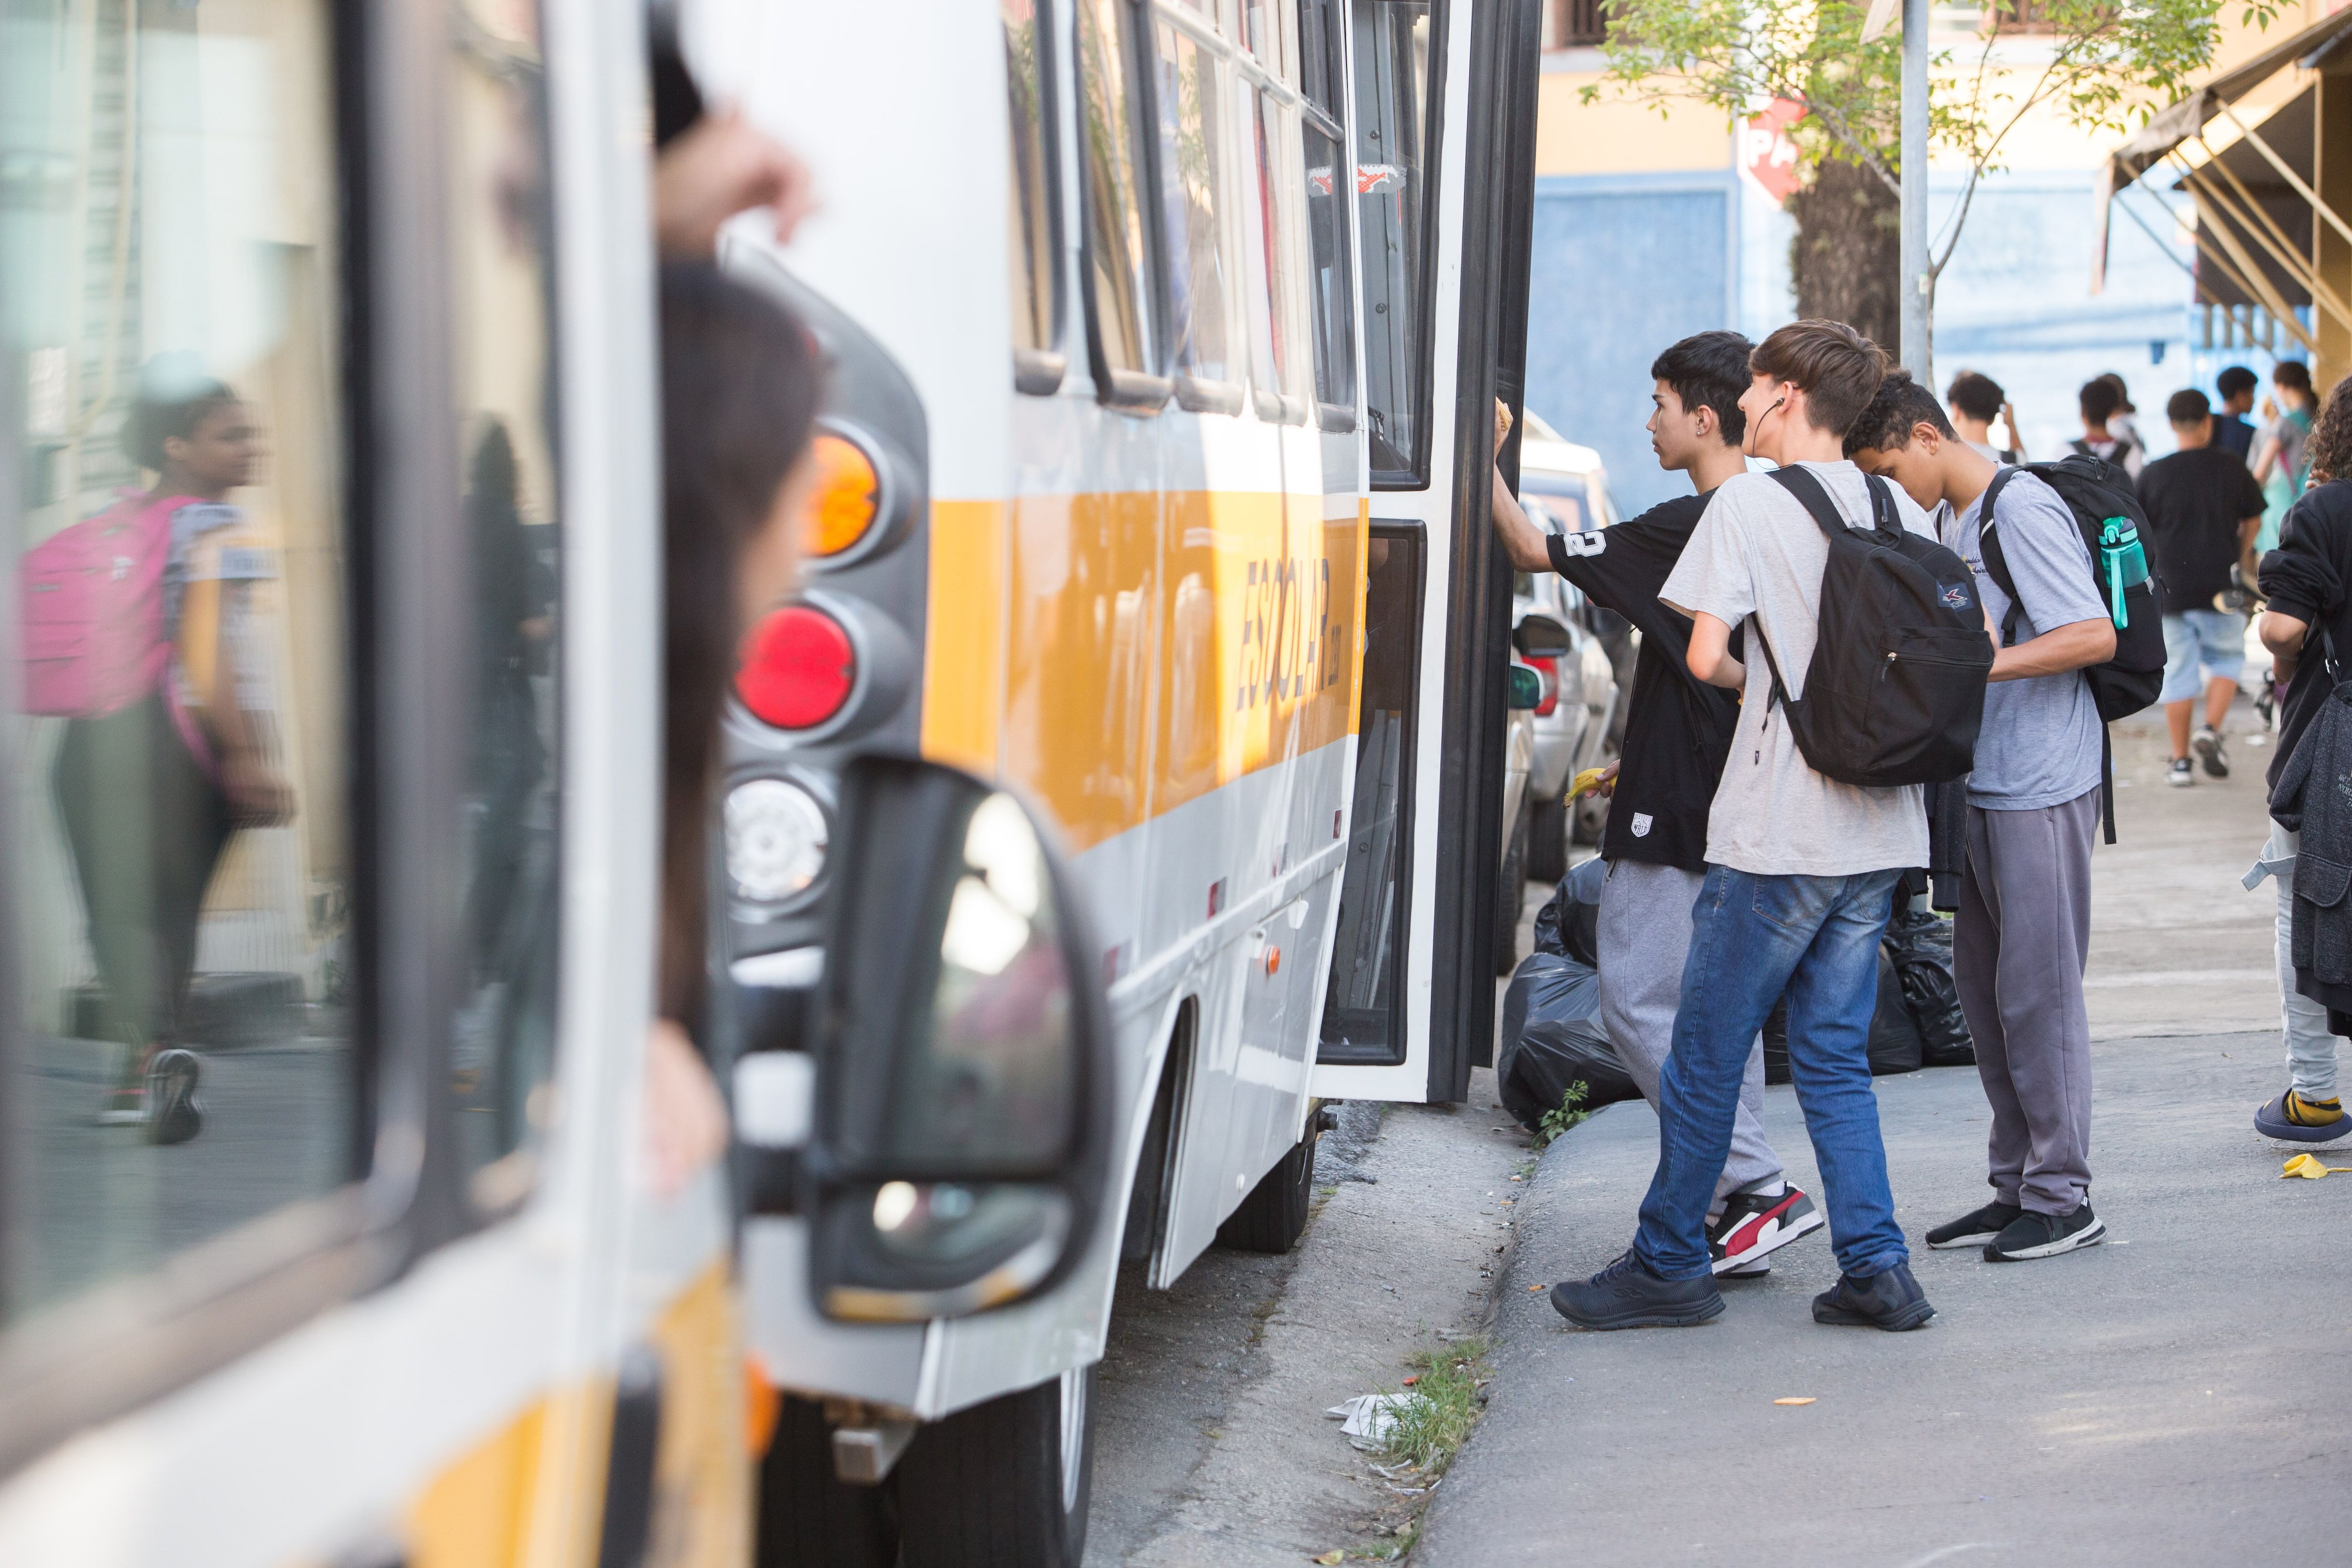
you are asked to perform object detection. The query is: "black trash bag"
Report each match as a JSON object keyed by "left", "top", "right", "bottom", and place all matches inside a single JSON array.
[
  {"left": 1884, "top": 907, "right": 1974, "bottom": 1067},
  {"left": 1866, "top": 948, "right": 1924, "bottom": 1075},
  {"left": 1759, "top": 960, "right": 1921, "bottom": 1080},
  {"left": 1530, "top": 856, "right": 1606, "bottom": 966},
  {"left": 1497, "top": 950, "right": 1641, "bottom": 1131}
]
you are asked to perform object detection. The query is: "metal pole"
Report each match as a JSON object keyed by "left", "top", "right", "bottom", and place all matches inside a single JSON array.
[{"left": 1899, "top": 0, "right": 1930, "bottom": 378}]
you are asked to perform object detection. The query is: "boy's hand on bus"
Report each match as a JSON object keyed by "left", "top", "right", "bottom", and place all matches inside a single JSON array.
[
  {"left": 655, "top": 107, "right": 816, "bottom": 258},
  {"left": 1493, "top": 397, "right": 1514, "bottom": 456},
  {"left": 643, "top": 1018, "right": 729, "bottom": 1200}
]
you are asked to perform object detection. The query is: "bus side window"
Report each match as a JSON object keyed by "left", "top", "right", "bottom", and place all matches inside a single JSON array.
[
  {"left": 1004, "top": 0, "right": 1066, "bottom": 394},
  {"left": 1153, "top": 18, "right": 1244, "bottom": 413},
  {"left": 1353, "top": 0, "right": 1434, "bottom": 485},
  {"left": 1246, "top": 88, "right": 1309, "bottom": 426},
  {"left": 1296, "top": 0, "right": 1355, "bottom": 433},
  {"left": 1075, "top": 0, "right": 1171, "bottom": 407},
  {"left": 445, "top": 0, "right": 564, "bottom": 1205},
  {"left": 3, "top": 0, "right": 358, "bottom": 1323}
]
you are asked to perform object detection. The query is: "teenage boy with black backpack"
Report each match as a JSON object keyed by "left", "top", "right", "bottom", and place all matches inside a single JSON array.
[
  {"left": 1848, "top": 373, "right": 2121, "bottom": 1261},
  {"left": 1489, "top": 330, "right": 1824, "bottom": 1278},
  {"left": 1549, "top": 320, "right": 1954, "bottom": 1334}
]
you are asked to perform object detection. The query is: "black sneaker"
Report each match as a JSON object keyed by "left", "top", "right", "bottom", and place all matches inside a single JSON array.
[
  {"left": 1812, "top": 1261, "right": 1936, "bottom": 1331},
  {"left": 1549, "top": 1250, "right": 1724, "bottom": 1330},
  {"left": 2193, "top": 726, "right": 2229, "bottom": 779},
  {"left": 1707, "top": 1184, "right": 1824, "bottom": 1275},
  {"left": 144, "top": 1048, "right": 203, "bottom": 1146},
  {"left": 1924, "top": 1200, "right": 2022, "bottom": 1250},
  {"left": 2166, "top": 758, "right": 2194, "bottom": 788},
  {"left": 1983, "top": 1202, "right": 2104, "bottom": 1262}
]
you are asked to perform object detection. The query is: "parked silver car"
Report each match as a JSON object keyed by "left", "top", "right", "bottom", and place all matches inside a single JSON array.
[{"left": 1509, "top": 414, "right": 1623, "bottom": 884}]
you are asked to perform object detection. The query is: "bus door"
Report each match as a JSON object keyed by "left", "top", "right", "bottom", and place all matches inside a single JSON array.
[{"left": 1310, "top": 0, "right": 1541, "bottom": 1105}]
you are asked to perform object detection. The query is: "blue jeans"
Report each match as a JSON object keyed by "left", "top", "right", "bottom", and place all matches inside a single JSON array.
[{"left": 1632, "top": 866, "right": 1912, "bottom": 1281}]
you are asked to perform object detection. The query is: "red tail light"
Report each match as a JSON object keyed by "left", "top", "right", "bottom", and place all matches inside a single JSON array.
[
  {"left": 1529, "top": 655, "right": 1559, "bottom": 718},
  {"left": 738, "top": 605, "right": 857, "bottom": 730}
]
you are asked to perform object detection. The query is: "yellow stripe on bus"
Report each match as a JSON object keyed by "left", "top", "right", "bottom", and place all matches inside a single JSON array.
[{"left": 925, "top": 488, "right": 1364, "bottom": 854}]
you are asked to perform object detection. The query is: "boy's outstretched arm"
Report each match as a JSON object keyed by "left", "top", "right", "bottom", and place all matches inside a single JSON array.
[{"left": 1489, "top": 463, "right": 1553, "bottom": 573}]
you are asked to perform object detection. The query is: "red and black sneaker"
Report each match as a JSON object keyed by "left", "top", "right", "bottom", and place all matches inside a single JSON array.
[{"left": 1708, "top": 1185, "right": 1824, "bottom": 1276}]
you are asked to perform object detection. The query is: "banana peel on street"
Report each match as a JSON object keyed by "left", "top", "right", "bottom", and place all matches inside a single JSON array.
[{"left": 2282, "top": 1154, "right": 2352, "bottom": 1178}]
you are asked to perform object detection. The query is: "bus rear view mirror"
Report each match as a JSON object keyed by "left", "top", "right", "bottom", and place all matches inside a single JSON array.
[
  {"left": 806, "top": 756, "right": 1113, "bottom": 1321},
  {"left": 1512, "top": 613, "right": 1573, "bottom": 659}
]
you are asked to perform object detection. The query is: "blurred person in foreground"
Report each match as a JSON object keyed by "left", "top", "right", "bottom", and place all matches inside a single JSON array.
[
  {"left": 2137, "top": 389, "right": 2264, "bottom": 788},
  {"left": 636, "top": 37, "right": 819, "bottom": 1194},
  {"left": 1490, "top": 330, "right": 1825, "bottom": 1279},
  {"left": 1848, "top": 374, "right": 2119, "bottom": 1263},
  {"left": 1945, "top": 370, "right": 2021, "bottom": 464},
  {"left": 1549, "top": 322, "right": 1942, "bottom": 1336},
  {"left": 644, "top": 265, "right": 820, "bottom": 1195},
  {"left": 2249, "top": 374, "right": 2352, "bottom": 1146}
]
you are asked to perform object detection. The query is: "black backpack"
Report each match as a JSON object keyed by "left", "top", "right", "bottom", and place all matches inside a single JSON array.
[
  {"left": 1749, "top": 467, "right": 1994, "bottom": 788},
  {"left": 1979, "top": 456, "right": 2168, "bottom": 842}
]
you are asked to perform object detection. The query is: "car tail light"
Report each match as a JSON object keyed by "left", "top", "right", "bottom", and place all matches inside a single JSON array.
[
  {"left": 801, "top": 430, "right": 882, "bottom": 559},
  {"left": 1528, "top": 655, "right": 1559, "bottom": 718},
  {"left": 738, "top": 604, "right": 857, "bottom": 730}
]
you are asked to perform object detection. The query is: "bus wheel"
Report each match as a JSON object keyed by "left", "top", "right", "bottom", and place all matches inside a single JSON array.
[
  {"left": 894, "top": 1367, "right": 1095, "bottom": 1568},
  {"left": 1218, "top": 1116, "right": 1319, "bottom": 1254},
  {"left": 756, "top": 1393, "right": 894, "bottom": 1568},
  {"left": 1494, "top": 803, "right": 1530, "bottom": 976}
]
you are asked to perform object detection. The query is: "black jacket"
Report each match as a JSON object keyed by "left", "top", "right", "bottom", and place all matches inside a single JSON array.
[{"left": 2271, "top": 677, "right": 2352, "bottom": 1019}]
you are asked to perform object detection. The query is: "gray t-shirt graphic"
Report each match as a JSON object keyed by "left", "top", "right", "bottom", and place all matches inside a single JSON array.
[
  {"left": 1947, "top": 470, "right": 2108, "bottom": 811},
  {"left": 1661, "top": 460, "right": 1939, "bottom": 877}
]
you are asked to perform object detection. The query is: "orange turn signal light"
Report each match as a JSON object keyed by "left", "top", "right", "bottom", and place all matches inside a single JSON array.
[{"left": 802, "top": 431, "right": 881, "bottom": 558}]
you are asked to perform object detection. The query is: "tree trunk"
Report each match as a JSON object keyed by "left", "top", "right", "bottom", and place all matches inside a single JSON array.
[{"left": 1788, "top": 158, "right": 1900, "bottom": 356}]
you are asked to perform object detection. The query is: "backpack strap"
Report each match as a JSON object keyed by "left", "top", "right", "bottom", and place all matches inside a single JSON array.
[
  {"left": 1974, "top": 467, "right": 2027, "bottom": 645},
  {"left": 1765, "top": 463, "right": 1856, "bottom": 542},
  {"left": 1754, "top": 466, "right": 1863, "bottom": 712}
]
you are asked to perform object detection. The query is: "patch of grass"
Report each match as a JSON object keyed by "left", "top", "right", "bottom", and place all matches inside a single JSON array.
[
  {"left": 1377, "top": 1335, "right": 1491, "bottom": 1475},
  {"left": 1530, "top": 1081, "right": 1593, "bottom": 1150},
  {"left": 1357, "top": 1519, "right": 1419, "bottom": 1559}
]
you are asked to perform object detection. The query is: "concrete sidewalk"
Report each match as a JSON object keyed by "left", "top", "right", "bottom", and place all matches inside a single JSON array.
[
  {"left": 1417, "top": 706, "right": 2352, "bottom": 1567},
  {"left": 1416, "top": 1039, "right": 2352, "bottom": 1567}
]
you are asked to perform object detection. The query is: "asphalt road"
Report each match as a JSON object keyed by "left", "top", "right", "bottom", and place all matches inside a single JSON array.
[{"left": 1419, "top": 700, "right": 2352, "bottom": 1567}]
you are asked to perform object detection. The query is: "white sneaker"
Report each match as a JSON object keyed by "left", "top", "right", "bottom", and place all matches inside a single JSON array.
[{"left": 2167, "top": 758, "right": 2195, "bottom": 788}]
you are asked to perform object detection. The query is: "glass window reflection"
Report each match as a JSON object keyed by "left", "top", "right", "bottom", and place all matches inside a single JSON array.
[{"left": 3, "top": 0, "right": 355, "bottom": 1322}]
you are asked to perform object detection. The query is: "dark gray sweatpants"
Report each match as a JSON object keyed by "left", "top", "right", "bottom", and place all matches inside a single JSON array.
[{"left": 1954, "top": 787, "right": 2099, "bottom": 1216}]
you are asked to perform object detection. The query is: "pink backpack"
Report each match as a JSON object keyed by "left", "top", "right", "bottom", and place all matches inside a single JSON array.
[{"left": 19, "top": 491, "right": 184, "bottom": 719}]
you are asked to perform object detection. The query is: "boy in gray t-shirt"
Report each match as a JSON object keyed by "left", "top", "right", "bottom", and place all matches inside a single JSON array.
[{"left": 1849, "top": 373, "right": 2118, "bottom": 1265}]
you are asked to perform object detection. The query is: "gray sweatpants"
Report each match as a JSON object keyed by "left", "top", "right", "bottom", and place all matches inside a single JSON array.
[
  {"left": 1954, "top": 787, "right": 2099, "bottom": 1216},
  {"left": 1596, "top": 859, "right": 1782, "bottom": 1202}
]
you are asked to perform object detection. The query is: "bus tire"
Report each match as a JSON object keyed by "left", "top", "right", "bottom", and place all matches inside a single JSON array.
[
  {"left": 1494, "top": 803, "right": 1530, "bottom": 976},
  {"left": 1218, "top": 1118, "right": 1319, "bottom": 1254},
  {"left": 1528, "top": 795, "right": 1567, "bottom": 884},
  {"left": 756, "top": 1393, "right": 894, "bottom": 1568},
  {"left": 893, "top": 1368, "right": 1095, "bottom": 1568}
]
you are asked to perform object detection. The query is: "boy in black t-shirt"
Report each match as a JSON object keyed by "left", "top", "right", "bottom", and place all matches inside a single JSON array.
[
  {"left": 1489, "top": 331, "right": 1823, "bottom": 1278},
  {"left": 2138, "top": 389, "right": 2267, "bottom": 785}
]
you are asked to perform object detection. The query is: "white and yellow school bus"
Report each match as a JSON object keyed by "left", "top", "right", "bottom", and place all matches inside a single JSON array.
[
  {"left": 0, "top": 0, "right": 1126, "bottom": 1562},
  {"left": 694, "top": 0, "right": 1549, "bottom": 1559}
]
